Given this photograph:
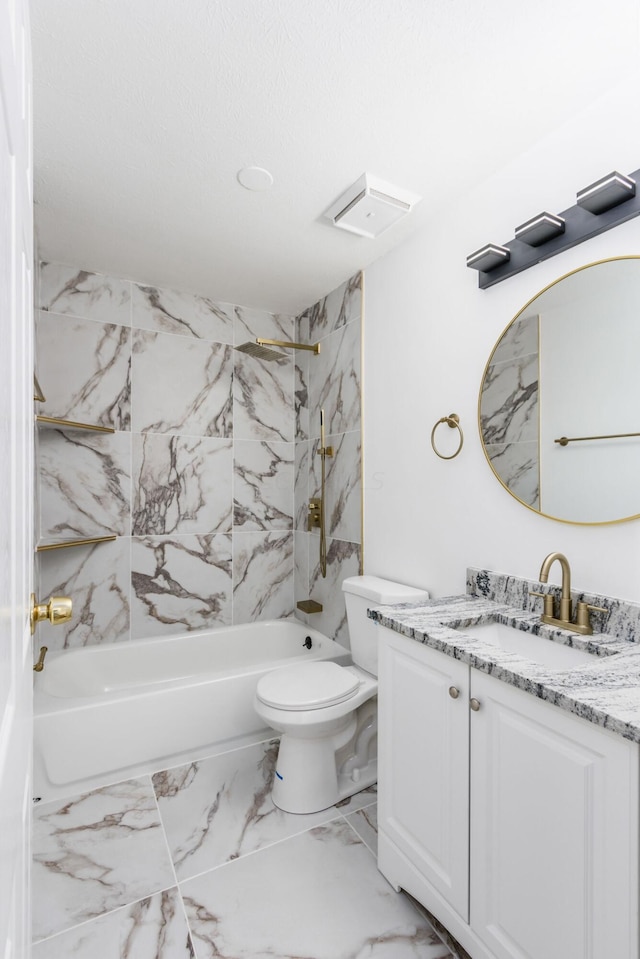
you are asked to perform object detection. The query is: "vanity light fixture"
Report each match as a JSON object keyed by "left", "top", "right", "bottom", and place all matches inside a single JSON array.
[
  {"left": 466, "top": 243, "right": 510, "bottom": 273},
  {"left": 467, "top": 164, "right": 640, "bottom": 289},
  {"left": 576, "top": 171, "right": 636, "bottom": 214},
  {"left": 515, "top": 212, "right": 565, "bottom": 247},
  {"left": 323, "top": 174, "right": 421, "bottom": 238}
]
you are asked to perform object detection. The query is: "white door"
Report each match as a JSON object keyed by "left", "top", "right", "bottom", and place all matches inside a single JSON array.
[
  {"left": 0, "top": 0, "right": 34, "bottom": 955},
  {"left": 470, "top": 670, "right": 639, "bottom": 959},
  {"left": 377, "top": 627, "right": 470, "bottom": 921}
]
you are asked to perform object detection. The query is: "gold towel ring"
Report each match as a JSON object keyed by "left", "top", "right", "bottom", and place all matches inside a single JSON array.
[{"left": 431, "top": 413, "right": 464, "bottom": 460}]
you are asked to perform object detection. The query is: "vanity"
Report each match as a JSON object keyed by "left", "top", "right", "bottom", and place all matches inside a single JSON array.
[{"left": 373, "top": 566, "right": 640, "bottom": 959}]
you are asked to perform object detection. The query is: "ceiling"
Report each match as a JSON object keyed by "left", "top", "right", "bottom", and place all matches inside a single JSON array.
[{"left": 30, "top": 0, "right": 639, "bottom": 314}]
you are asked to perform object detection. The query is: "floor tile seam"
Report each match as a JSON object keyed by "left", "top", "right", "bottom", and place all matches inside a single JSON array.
[
  {"left": 142, "top": 733, "right": 278, "bottom": 796},
  {"left": 339, "top": 812, "right": 378, "bottom": 860},
  {"left": 147, "top": 771, "right": 182, "bottom": 893},
  {"left": 174, "top": 806, "right": 356, "bottom": 886},
  {"left": 32, "top": 772, "right": 182, "bottom": 944},
  {"left": 31, "top": 880, "right": 182, "bottom": 947}
]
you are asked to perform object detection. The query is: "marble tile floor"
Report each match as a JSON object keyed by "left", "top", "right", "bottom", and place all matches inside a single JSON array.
[{"left": 31, "top": 737, "right": 461, "bottom": 959}]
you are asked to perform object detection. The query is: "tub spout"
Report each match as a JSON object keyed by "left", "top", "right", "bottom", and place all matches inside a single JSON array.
[{"left": 33, "top": 646, "right": 48, "bottom": 672}]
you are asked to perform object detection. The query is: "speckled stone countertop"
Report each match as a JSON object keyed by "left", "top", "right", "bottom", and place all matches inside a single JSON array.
[{"left": 368, "top": 567, "right": 640, "bottom": 745}]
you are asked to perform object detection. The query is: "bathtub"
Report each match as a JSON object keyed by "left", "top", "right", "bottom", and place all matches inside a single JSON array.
[{"left": 33, "top": 619, "right": 351, "bottom": 801}]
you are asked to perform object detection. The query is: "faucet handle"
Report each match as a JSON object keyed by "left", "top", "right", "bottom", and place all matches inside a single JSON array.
[
  {"left": 575, "top": 601, "right": 609, "bottom": 630},
  {"left": 529, "top": 591, "right": 555, "bottom": 617}
]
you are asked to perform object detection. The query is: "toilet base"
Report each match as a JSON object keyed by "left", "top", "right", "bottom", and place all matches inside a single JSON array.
[
  {"left": 272, "top": 755, "right": 377, "bottom": 815},
  {"left": 271, "top": 705, "right": 377, "bottom": 815}
]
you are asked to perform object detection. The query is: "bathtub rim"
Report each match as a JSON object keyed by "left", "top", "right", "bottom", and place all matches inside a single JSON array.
[{"left": 34, "top": 618, "right": 352, "bottom": 712}]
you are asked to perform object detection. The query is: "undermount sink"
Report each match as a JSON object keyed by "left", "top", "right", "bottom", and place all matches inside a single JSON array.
[{"left": 454, "top": 619, "right": 597, "bottom": 669}]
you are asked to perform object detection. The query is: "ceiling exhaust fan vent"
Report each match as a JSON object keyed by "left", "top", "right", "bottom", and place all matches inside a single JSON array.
[{"left": 323, "top": 173, "right": 421, "bottom": 238}]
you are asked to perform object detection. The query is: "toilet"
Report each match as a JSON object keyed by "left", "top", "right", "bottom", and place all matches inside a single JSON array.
[{"left": 254, "top": 575, "right": 429, "bottom": 814}]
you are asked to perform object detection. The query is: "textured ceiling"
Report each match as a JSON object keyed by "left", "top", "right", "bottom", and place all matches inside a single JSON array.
[{"left": 31, "top": 0, "right": 639, "bottom": 313}]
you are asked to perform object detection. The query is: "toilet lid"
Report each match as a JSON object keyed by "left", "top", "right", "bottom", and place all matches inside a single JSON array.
[{"left": 256, "top": 661, "right": 360, "bottom": 711}]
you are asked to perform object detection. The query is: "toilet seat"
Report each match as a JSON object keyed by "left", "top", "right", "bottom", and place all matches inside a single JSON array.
[{"left": 256, "top": 661, "right": 360, "bottom": 711}]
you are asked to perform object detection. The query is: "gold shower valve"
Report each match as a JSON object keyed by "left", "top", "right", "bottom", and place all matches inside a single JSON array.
[{"left": 30, "top": 593, "right": 73, "bottom": 635}]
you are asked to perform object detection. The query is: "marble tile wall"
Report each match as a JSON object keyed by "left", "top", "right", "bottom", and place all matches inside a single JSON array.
[
  {"left": 35, "top": 263, "right": 297, "bottom": 650},
  {"left": 294, "top": 273, "right": 363, "bottom": 645}
]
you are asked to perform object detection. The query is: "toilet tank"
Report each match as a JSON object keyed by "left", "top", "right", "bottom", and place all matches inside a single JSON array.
[{"left": 342, "top": 575, "right": 429, "bottom": 676}]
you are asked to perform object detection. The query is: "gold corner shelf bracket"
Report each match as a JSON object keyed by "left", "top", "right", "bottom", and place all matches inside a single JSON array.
[
  {"left": 431, "top": 413, "right": 464, "bottom": 460},
  {"left": 33, "top": 375, "right": 46, "bottom": 403}
]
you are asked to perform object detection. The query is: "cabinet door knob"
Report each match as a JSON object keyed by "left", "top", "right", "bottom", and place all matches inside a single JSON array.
[
  {"left": 470, "top": 698, "right": 481, "bottom": 712},
  {"left": 448, "top": 686, "right": 460, "bottom": 699}
]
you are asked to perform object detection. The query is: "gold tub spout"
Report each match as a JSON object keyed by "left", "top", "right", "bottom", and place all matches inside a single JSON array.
[{"left": 33, "top": 647, "right": 48, "bottom": 672}]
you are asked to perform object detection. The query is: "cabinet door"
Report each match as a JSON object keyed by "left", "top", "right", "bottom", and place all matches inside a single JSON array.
[
  {"left": 470, "top": 670, "right": 639, "bottom": 959},
  {"left": 378, "top": 627, "right": 470, "bottom": 920}
]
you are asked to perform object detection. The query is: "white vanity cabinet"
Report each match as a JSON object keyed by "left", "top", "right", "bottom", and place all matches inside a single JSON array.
[{"left": 377, "top": 626, "right": 639, "bottom": 959}]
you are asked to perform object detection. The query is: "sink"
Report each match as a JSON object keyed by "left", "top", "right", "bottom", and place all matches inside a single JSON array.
[{"left": 454, "top": 619, "right": 597, "bottom": 669}]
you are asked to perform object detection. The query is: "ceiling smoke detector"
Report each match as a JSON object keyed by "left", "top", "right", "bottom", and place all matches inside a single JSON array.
[{"left": 324, "top": 173, "right": 421, "bottom": 238}]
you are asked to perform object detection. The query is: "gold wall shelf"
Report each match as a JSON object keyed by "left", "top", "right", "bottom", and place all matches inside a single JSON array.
[
  {"left": 297, "top": 599, "right": 323, "bottom": 614},
  {"left": 36, "top": 415, "right": 115, "bottom": 434},
  {"left": 36, "top": 534, "right": 117, "bottom": 553}
]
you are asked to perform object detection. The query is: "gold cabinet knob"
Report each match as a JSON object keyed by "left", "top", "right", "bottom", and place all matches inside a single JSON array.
[
  {"left": 30, "top": 593, "right": 73, "bottom": 635},
  {"left": 470, "top": 698, "right": 481, "bottom": 712},
  {"left": 449, "top": 686, "right": 460, "bottom": 699}
]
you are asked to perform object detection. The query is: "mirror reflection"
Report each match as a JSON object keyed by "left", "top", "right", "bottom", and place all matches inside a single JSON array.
[{"left": 479, "top": 257, "right": 640, "bottom": 525}]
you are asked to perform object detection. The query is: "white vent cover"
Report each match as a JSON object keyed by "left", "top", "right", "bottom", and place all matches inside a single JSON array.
[{"left": 324, "top": 174, "right": 421, "bottom": 238}]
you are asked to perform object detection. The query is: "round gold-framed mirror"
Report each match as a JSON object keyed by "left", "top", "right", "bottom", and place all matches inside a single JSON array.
[{"left": 478, "top": 256, "right": 640, "bottom": 525}]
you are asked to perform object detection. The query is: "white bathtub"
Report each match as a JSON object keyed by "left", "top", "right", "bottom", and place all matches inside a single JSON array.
[{"left": 33, "top": 619, "right": 351, "bottom": 801}]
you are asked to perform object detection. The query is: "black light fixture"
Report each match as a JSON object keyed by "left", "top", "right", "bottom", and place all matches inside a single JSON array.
[
  {"left": 466, "top": 243, "right": 510, "bottom": 273},
  {"left": 466, "top": 165, "right": 640, "bottom": 289},
  {"left": 515, "top": 212, "right": 565, "bottom": 247},
  {"left": 576, "top": 171, "right": 636, "bottom": 214}
]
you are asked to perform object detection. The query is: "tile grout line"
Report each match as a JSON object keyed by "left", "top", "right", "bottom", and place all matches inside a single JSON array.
[
  {"left": 147, "top": 772, "right": 199, "bottom": 956},
  {"left": 172, "top": 795, "right": 378, "bottom": 888}
]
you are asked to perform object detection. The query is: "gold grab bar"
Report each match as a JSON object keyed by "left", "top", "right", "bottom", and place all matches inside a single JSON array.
[
  {"left": 555, "top": 431, "right": 640, "bottom": 446},
  {"left": 317, "top": 408, "right": 334, "bottom": 578},
  {"left": 37, "top": 535, "right": 117, "bottom": 552},
  {"left": 36, "top": 415, "right": 115, "bottom": 433}
]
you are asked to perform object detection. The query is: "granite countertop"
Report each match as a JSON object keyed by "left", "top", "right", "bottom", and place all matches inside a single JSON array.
[{"left": 369, "top": 568, "right": 640, "bottom": 745}]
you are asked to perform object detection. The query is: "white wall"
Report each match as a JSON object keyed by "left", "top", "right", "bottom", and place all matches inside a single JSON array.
[
  {"left": 538, "top": 264, "right": 640, "bottom": 522},
  {"left": 364, "top": 81, "right": 640, "bottom": 602}
]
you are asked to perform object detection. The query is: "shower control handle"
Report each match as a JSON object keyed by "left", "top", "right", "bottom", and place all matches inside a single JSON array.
[{"left": 308, "top": 498, "right": 322, "bottom": 531}]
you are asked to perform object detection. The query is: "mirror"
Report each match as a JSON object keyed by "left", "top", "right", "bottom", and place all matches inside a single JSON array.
[{"left": 479, "top": 256, "right": 640, "bottom": 525}]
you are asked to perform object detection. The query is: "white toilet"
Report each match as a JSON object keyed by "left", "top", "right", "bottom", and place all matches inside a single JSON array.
[{"left": 254, "top": 575, "right": 429, "bottom": 814}]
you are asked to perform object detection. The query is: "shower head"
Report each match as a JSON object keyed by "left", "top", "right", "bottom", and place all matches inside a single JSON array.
[
  {"left": 234, "top": 337, "right": 321, "bottom": 361},
  {"left": 235, "top": 340, "right": 286, "bottom": 361}
]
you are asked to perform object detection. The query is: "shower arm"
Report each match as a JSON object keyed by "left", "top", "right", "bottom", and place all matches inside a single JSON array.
[{"left": 257, "top": 337, "right": 320, "bottom": 354}]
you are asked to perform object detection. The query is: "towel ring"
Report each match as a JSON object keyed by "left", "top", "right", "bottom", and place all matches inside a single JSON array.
[{"left": 431, "top": 413, "right": 464, "bottom": 460}]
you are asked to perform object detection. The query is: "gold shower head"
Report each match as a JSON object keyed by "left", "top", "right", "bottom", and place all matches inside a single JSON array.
[
  {"left": 234, "top": 337, "right": 320, "bottom": 360},
  {"left": 235, "top": 340, "right": 286, "bottom": 361}
]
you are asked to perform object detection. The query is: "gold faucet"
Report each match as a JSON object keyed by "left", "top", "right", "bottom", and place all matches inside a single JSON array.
[{"left": 531, "top": 552, "right": 607, "bottom": 636}]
